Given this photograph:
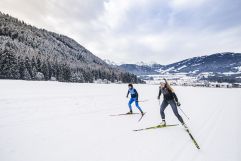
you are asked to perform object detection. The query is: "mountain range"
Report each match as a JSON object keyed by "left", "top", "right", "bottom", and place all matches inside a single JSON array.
[{"left": 106, "top": 53, "right": 241, "bottom": 83}]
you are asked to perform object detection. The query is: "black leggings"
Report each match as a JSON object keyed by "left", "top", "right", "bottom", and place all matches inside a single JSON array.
[{"left": 160, "top": 99, "right": 184, "bottom": 124}]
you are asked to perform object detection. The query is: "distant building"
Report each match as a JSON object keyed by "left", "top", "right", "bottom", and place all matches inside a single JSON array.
[
  {"left": 232, "top": 83, "right": 241, "bottom": 88},
  {"left": 219, "top": 83, "right": 232, "bottom": 88}
]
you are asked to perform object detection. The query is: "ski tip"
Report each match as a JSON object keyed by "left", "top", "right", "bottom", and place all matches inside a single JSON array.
[{"left": 141, "top": 112, "right": 146, "bottom": 116}]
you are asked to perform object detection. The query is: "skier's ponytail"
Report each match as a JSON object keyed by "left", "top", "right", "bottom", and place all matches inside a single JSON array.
[{"left": 164, "top": 79, "right": 175, "bottom": 93}]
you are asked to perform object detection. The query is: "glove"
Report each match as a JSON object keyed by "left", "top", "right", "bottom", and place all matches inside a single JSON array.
[{"left": 176, "top": 102, "right": 181, "bottom": 106}]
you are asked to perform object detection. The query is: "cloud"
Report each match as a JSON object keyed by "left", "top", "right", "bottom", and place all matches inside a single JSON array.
[
  {"left": 170, "top": 0, "right": 207, "bottom": 10},
  {"left": 0, "top": 0, "right": 241, "bottom": 64}
]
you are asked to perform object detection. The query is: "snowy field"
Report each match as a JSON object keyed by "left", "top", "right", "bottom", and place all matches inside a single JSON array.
[{"left": 0, "top": 80, "right": 240, "bottom": 161}]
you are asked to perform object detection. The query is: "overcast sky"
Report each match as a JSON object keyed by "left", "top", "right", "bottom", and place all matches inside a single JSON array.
[{"left": 1, "top": 0, "right": 241, "bottom": 64}]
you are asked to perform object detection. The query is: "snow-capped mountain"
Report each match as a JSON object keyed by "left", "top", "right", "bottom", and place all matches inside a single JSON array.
[
  {"left": 120, "top": 53, "right": 241, "bottom": 75},
  {"left": 159, "top": 52, "right": 241, "bottom": 75},
  {"left": 105, "top": 60, "right": 163, "bottom": 75},
  {"left": 136, "top": 61, "right": 158, "bottom": 67},
  {"left": 119, "top": 53, "right": 241, "bottom": 83},
  {"left": 103, "top": 59, "right": 121, "bottom": 66},
  {"left": 119, "top": 63, "right": 163, "bottom": 75}
]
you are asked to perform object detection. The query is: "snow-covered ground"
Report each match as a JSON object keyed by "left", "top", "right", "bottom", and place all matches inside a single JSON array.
[{"left": 0, "top": 80, "right": 240, "bottom": 161}]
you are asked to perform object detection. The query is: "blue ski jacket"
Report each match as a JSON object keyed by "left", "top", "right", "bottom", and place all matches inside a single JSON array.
[{"left": 127, "top": 88, "right": 138, "bottom": 99}]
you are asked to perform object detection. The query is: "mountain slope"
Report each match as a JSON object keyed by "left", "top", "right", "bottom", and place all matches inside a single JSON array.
[
  {"left": 0, "top": 12, "right": 141, "bottom": 83},
  {"left": 159, "top": 53, "right": 241, "bottom": 74}
]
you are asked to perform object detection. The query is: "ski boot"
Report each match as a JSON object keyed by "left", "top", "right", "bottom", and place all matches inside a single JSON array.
[
  {"left": 159, "top": 119, "right": 166, "bottom": 127},
  {"left": 126, "top": 110, "right": 133, "bottom": 114}
]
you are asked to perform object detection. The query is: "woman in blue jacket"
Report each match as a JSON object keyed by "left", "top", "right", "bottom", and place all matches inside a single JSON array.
[{"left": 126, "top": 84, "right": 144, "bottom": 115}]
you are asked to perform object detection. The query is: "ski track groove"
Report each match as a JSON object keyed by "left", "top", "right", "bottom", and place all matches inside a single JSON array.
[
  {"left": 169, "top": 101, "right": 225, "bottom": 161},
  {"left": 173, "top": 103, "right": 226, "bottom": 161}
]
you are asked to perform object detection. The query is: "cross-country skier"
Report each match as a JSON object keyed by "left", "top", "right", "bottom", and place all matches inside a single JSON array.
[
  {"left": 157, "top": 79, "right": 187, "bottom": 127},
  {"left": 126, "top": 84, "right": 144, "bottom": 115}
]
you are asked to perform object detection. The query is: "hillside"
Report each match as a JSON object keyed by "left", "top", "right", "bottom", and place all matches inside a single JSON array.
[{"left": 0, "top": 12, "right": 141, "bottom": 83}]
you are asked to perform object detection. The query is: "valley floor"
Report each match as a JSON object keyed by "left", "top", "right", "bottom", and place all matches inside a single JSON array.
[{"left": 0, "top": 80, "right": 240, "bottom": 161}]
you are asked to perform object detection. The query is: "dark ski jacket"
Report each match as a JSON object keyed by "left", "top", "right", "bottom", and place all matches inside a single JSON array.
[
  {"left": 127, "top": 88, "right": 138, "bottom": 99},
  {"left": 158, "top": 87, "right": 178, "bottom": 102}
]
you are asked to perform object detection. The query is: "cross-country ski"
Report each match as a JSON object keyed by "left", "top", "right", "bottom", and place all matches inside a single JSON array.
[
  {"left": 183, "top": 126, "right": 200, "bottom": 149},
  {"left": 109, "top": 113, "right": 139, "bottom": 116},
  {"left": 134, "top": 124, "right": 179, "bottom": 131},
  {"left": 138, "top": 112, "right": 146, "bottom": 122}
]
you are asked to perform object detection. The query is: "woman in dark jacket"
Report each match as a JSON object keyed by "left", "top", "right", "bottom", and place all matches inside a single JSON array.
[{"left": 157, "top": 79, "right": 186, "bottom": 127}]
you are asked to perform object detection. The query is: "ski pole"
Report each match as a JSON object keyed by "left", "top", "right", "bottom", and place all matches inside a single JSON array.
[
  {"left": 138, "top": 99, "right": 149, "bottom": 102},
  {"left": 178, "top": 106, "right": 190, "bottom": 120}
]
